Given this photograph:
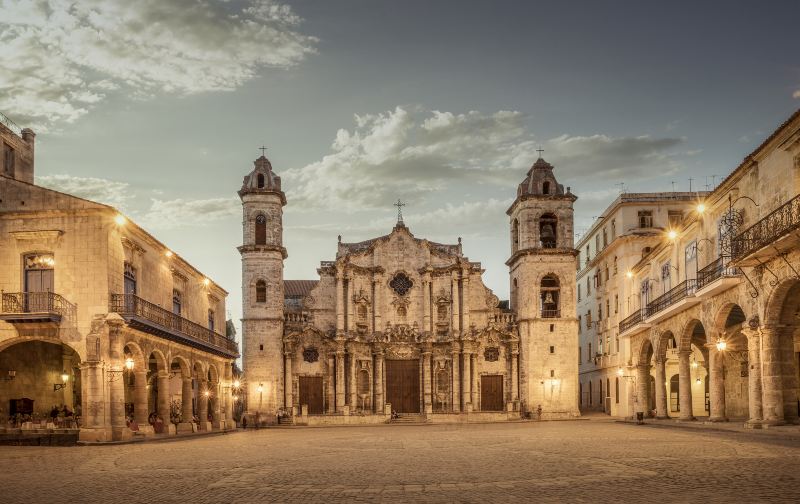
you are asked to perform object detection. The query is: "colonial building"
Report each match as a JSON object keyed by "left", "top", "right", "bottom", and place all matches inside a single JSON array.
[
  {"left": 577, "top": 192, "right": 704, "bottom": 417},
  {"left": 240, "top": 155, "right": 581, "bottom": 424},
  {"left": 0, "top": 113, "right": 238, "bottom": 442},
  {"left": 620, "top": 109, "right": 800, "bottom": 426}
]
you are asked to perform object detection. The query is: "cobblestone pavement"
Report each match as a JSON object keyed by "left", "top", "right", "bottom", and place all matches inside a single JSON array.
[{"left": 2, "top": 419, "right": 800, "bottom": 503}]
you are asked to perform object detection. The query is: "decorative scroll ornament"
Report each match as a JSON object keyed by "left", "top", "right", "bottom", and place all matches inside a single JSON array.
[
  {"left": 484, "top": 347, "right": 500, "bottom": 362},
  {"left": 303, "top": 347, "right": 320, "bottom": 363}
]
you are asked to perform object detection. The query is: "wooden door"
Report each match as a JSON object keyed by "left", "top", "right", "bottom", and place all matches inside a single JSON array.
[
  {"left": 480, "top": 375, "right": 504, "bottom": 411},
  {"left": 299, "top": 376, "right": 324, "bottom": 414},
  {"left": 385, "top": 360, "right": 420, "bottom": 413}
]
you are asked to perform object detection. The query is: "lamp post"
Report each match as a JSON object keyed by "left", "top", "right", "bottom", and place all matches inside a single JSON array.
[{"left": 53, "top": 370, "right": 69, "bottom": 391}]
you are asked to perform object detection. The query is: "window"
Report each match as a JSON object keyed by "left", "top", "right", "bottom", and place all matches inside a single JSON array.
[
  {"left": 257, "top": 173, "right": 265, "bottom": 189},
  {"left": 611, "top": 219, "right": 616, "bottom": 240},
  {"left": 256, "top": 280, "right": 267, "bottom": 303},
  {"left": 598, "top": 304, "right": 603, "bottom": 321},
  {"left": 602, "top": 228, "right": 608, "bottom": 248},
  {"left": 586, "top": 277, "right": 591, "bottom": 295},
  {"left": 638, "top": 210, "right": 653, "bottom": 228},
  {"left": 615, "top": 377, "right": 620, "bottom": 404},
  {"left": 208, "top": 309, "right": 215, "bottom": 332},
  {"left": 512, "top": 218, "right": 519, "bottom": 252},
  {"left": 661, "top": 261, "right": 672, "bottom": 293},
  {"left": 437, "top": 303, "right": 448, "bottom": 322},
  {"left": 172, "top": 289, "right": 182, "bottom": 315},
  {"left": 605, "top": 299, "right": 610, "bottom": 319},
  {"left": 539, "top": 214, "right": 558, "bottom": 248},
  {"left": 668, "top": 210, "right": 684, "bottom": 228},
  {"left": 390, "top": 272, "right": 413, "bottom": 296},
  {"left": 604, "top": 265, "right": 609, "bottom": 282},
  {"left": 595, "top": 234, "right": 600, "bottom": 252},
  {"left": 2, "top": 143, "right": 14, "bottom": 176},
  {"left": 255, "top": 214, "right": 267, "bottom": 245},
  {"left": 614, "top": 295, "right": 618, "bottom": 314},
  {"left": 589, "top": 381, "right": 593, "bottom": 405},
  {"left": 586, "top": 310, "right": 592, "bottom": 328},
  {"left": 588, "top": 343, "right": 592, "bottom": 362},
  {"left": 123, "top": 262, "right": 137, "bottom": 296},
  {"left": 549, "top": 345, "right": 555, "bottom": 354},
  {"left": 543, "top": 181, "right": 550, "bottom": 195},
  {"left": 579, "top": 346, "right": 582, "bottom": 363},
  {"left": 613, "top": 256, "right": 618, "bottom": 275},
  {"left": 540, "top": 275, "right": 560, "bottom": 318},
  {"left": 577, "top": 283, "right": 581, "bottom": 301},
  {"left": 585, "top": 245, "right": 590, "bottom": 262},
  {"left": 578, "top": 315, "right": 582, "bottom": 333}
]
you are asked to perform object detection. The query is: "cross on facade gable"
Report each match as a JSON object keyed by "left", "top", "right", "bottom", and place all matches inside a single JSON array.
[
  {"left": 259, "top": 145, "right": 268, "bottom": 157},
  {"left": 394, "top": 199, "right": 406, "bottom": 223},
  {"left": 536, "top": 147, "right": 545, "bottom": 158}
]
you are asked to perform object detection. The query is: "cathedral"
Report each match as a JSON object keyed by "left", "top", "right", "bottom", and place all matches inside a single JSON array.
[{"left": 238, "top": 155, "right": 580, "bottom": 424}]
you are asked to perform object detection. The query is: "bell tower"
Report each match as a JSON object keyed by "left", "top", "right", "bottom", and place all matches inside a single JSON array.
[
  {"left": 507, "top": 156, "right": 580, "bottom": 417},
  {"left": 238, "top": 153, "right": 287, "bottom": 423}
]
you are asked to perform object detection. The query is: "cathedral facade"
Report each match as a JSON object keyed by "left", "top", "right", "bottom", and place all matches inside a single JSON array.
[{"left": 239, "top": 156, "right": 580, "bottom": 424}]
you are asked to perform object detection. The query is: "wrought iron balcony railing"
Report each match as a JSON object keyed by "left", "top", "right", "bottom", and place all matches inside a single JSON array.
[
  {"left": 645, "top": 279, "right": 697, "bottom": 318},
  {"left": 731, "top": 193, "right": 800, "bottom": 261},
  {"left": 696, "top": 255, "right": 740, "bottom": 290},
  {"left": 541, "top": 309, "right": 561, "bottom": 318},
  {"left": 619, "top": 309, "right": 643, "bottom": 334},
  {"left": 0, "top": 291, "right": 75, "bottom": 323},
  {"left": 109, "top": 293, "right": 238, "bottom": 357}
]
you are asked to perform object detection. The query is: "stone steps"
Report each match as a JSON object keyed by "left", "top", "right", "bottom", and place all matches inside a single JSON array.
[{"left": 390, "top": 415, "right": 427, "bottom": 424}]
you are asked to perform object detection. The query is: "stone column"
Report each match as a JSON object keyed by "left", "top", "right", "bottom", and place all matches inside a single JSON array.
[
  {"left": 181, "top": 377, "right": 194, "bottom": 423},
  {"left": 654, "top": 358, "right": 668, "bottom": 418},
  {"left": 346, "top": 275, "right": 355, "bottom": 333},
  {"left": 373, "top": 276, "right": 383, "bottom": 330},
  {"left": 62, "top": 351, "right": 74, "bottom": 410},
  {"left": 284, "top": 349, "right": 293, "bottom": 410},
  {"left": 335, "top": 270, "right": 345, "bottom": 332},
  {"left": 327, "top": 353, "right": 336, "bottom": 413},
  {"left": 451, "top": 273, "right": 460, "bottom": 334},
  {"left": 470, "top": 353, "right": 478, "bottom": 408},
  {"left": 708, "top": 347, "right": 727, "bottom": 422},
  {"left": 423, "top": 274, "right": 431, "bottom": 334},
  {"left": 761, "top": 326, "right": 785, "bottom": 424},
  {"left": 422, "top": 345, "right": 433, "bottom": 414},
  {"left": 348, "top": 346, "right": 358, "bottom": 409},
  {"left": 373, "top": 348, "right": 385, "bottom": 413},
  {"left": 461, "top": 275, "right": 471, "bottom": 332},
  {"left": 451, "top": 344, "right": 461, "bottom": 413},
  {"left": 133, "top": 370, "right": 149, "bottom": 426},
  {"left": 511, "top": 346, "right": 520, "bottom": 403},
  {"left": 636, "top": 364, "right": 649, "bottom": 414},
  {"left": 107, "top": 319, "right": 126, "bottom": 440},
  {"left": 157, "top": 372, "right": 171, "bottom": 425},
  {"left": 335, "top": 348, "right": 346, "bottom": 412},
  {"left": 212, "top": 383, "right": 222, "bottom": 427},
  {"left": 462, "top": 348, "right": 471, "bottom": 410},
  {"left": 678, "top": 350, "right": 694, "bottom": 421},
  {"left": 198, "top": 380, "right": 209, "bottom": 427},
  {"left": 78, "top": 361, "right": 105, "bottom": 441}
]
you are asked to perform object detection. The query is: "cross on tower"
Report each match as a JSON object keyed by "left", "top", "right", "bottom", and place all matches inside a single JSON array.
[
  {"left": 536, "top": 146, "right": 545, "bottom": 158},
  {"left": 394, "top": 199, "right": 406, "bottom": 223},
  {"left": 259, "top": 145, "right": 268, "bottom": 157}
]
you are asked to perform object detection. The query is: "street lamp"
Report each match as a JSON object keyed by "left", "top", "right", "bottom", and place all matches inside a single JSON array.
[
  {"left": 124, "top": 357, "right": 135, "bottom": 370},
  {"left": 715, "top": 339, "right": 727, "bottom": 351},
  {"left": 54, "top": 370, "right": 68, "bottom": 391},
  {"left": 257, "top": 383, "right": 264, "bottom": 393},
  {"left": 666, "top": 229, "right": 679, "bottom": 241}
]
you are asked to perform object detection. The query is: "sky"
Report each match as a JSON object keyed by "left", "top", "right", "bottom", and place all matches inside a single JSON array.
[{"left": 1, "top": 0, "right": 799, "bottom": 339}]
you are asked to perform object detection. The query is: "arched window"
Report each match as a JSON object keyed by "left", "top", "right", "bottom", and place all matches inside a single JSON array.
[
  {"left": 357, "top": 304, "right": 368, "bottom": 322},
  {"left": 255, "top": 280, "right": 267, "bottom": 303},
  {"left": 255, "top": 214, "right": 267, "bottom": 245},
  {"left": 542, "top": 181, "right": 550, "bottom": 195},
  {"left": 539, "top": 213, "right": 557, "bottom": 248},
  {"left": 257, "top": 173, "right": 265, "bottom": 189},
  {"left": 540, "top": 275, "right": 560, "bottom": 318},
  {"left": 512, "top": 218, "right": 519, "bottom": 251}
]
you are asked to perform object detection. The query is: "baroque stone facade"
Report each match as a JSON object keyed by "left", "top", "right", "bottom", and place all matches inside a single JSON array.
[{"left": 240, "top": 156, "right": 581, "bottom": 424}]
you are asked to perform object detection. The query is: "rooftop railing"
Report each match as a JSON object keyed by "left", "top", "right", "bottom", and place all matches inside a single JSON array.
[
  {"left": 109, "top": 293, "right": 238, "bottom": 357},
  {"left": 0, "top": 110, "right": 22, "bottom": 136},
  {"left": 731, "top": 193, "right": 800, "bottom": 261}
]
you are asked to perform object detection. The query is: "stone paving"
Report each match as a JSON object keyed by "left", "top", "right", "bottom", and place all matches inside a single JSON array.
[{"left": 1, "top": 419, "right": 799, "bottom": 503}]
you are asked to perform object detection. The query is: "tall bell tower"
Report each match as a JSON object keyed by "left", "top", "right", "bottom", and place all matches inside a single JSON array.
[
  {"left": 238, "top": 153, "right": 287, "bottom": 422},
  {"left": 507, "top": 156, "right": 580, "bottom": 418}
]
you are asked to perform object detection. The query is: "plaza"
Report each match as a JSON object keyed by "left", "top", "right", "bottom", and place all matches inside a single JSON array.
[{"left": 1, "top": 420, "right": 799, "bottom": 503}]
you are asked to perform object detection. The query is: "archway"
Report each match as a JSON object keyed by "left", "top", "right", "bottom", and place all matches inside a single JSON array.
[
  {"left": 122, "top": 342, "right": 146, "bottom": 428},
  {"left": 636, "top": 338, "right": 656, "bottom": 416},
  {"left": 170, "top": 356, "right": 192, "bottom": 429},
  {"left": 193, "top": 361, "right": 209, "bottom": 428},
  {"left": 145, "top": 350, "right": 168, "bottom": 433},
  {"left": 0, "top": 340, "right": 81, "bottom": 427},
  {"left": 678, "top": 319, "right": 710, "bottom": 420},
  {"left": 763, "top": 279, "right": 800, "bottom": 424},
  {"left": 717, "top": 305, "right": 750, "bottom": 420}
]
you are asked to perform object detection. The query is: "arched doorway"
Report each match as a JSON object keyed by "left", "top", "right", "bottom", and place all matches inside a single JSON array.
[
  {"left": 718, "top": 306, "right": 750, "bottom": 420},
  {"left": 763, "top": 280, "right": 800, "bottom": 424},
  {"left": 679, "top": 319, "right": 710, "bottom": 420},
  {"left": 636, "top": 338, "right": 655, "bottom": 416},
  {"left": 122, "top": 343, "right": 147, "bottom": 429},
  {"left": 170, "top": 356, "right": 192, "bottom": 430},
  {"left": 0, "top": 340, "right": 81, "bottom": 427}
]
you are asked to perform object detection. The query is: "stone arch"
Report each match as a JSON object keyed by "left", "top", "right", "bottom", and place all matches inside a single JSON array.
[
  {"left": 713, "top": 302, "right": 748, "bottom": 337},
  {"left": 192, "top": 360, "right": 206, "bottom": 380},
  {"left": 122, "top": 340, "right": 146, "bottom": 370},
  {"left": 169, "top": 354, "right": 191, "bottom": 377},
  {"left": 146, "top": 347, "right": 168, "bottom": 372},
  {"left": 653, "top": 330, "right": 676, "bottom": 361},
  {"left": 538, "top": 213, "right": 558, "bottom": 248},
  {"left": 207, "top": 362, "right": 220, "bottom": 384},
  {"left": 0, "top": 336, "right": 84, "bottom": 362},
  {"left": 635, "top": 336, "right": 654, "bottom": 366},
  {"left": 764, "top": 278, "right": 800, "bottom": 327},
  {"left": 679, "top": 319, "right": 708, "bottom": 352},
  {"left": 254, "top": 213, "right": 267, "bottom": 245}
]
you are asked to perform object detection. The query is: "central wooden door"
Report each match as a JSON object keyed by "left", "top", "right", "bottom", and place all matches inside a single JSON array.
[
  {"left": 385, "top": 360, "right": 420, "bottom": 413},
  {"left": 480, "top": 375, "right": 504, "bottom": 411},
  {"left": 299, "top": 376, "right": 323, "bottom": 414}
]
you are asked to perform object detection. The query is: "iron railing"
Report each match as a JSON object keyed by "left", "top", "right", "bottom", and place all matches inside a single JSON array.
[
  {"left": 0, "top": 291, "right": 74, "bottom": 317},
  {"left": 645, "top": 279, "right": 697, "bottom": 318},
  {"left": 619, "top": 309, "right": 643, "bottom": 334},
  {"left": 109, "top": 293, "right": 238, "bottom": 356},
  {"left": 696, "top": 255, "right": 740, "bottom": 290},
  {"left": 541, "top": 309, "right": 561, "bottom": 318},
  {"left": 731, "top": 193, "right": 800, "bottom": 261},
  {"left": 0, "top": 110, "right": 22, "bottom": 136}
]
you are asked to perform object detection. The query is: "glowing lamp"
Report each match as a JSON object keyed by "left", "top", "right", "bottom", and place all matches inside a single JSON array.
[
  {"left": 232, "top": 395, "right": 239, "bottom": 402},
  {"left": 165, "top": 250, "right": 173, "bottom": 258},
  {"left": 696, "top": 203, "right": 706, "bottom": 214},
  {"left": 617, "top": 367, "right": 624, "bottom": 377},
  {"left": 204, "top": 390, "right": 210, "bottom": 397},
  {"left": 114, "top": 214, "right": 127, "bottom": 226},
  {"left": 715, "top": 339, "right": 727, "bottom": 351},
  {"left": 695, "top": 378, "right": 701, "bottom": 385},
  {"left": 233, "top": 380, "right": 241, "bottom": 389},
  {"left": 203, "top": 278, "right": 211, "bottom": 287},
  {"left": 257, "top": 383, "right": 264, "bottom": 393},
  {"left": 667, "top": 229, "right": 678, "bottom": 241},
  {"left": 60, "top": 371, "right": 69, "bottom": 383},
  {"left": 124, "top": 357, "right": 135, "bottom": 370},
  {"left": 625, "top": 271, "right": 633, "bottom": 279}
]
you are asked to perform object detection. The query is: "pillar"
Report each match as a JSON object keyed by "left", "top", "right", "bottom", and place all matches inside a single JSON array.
[
  {"left": 284, "top": 349, "right": 293, "bottom": 409},
  {"left": 462, "top": 275, "right": 470, "bottom": 333},
  {"left": 346, "top": 274, "right": 355, "bottom": 333},
  {"left": 78, "top": 361, "right": 105, "bottom": 441},
  {"left": 451, "top": 344, "right": 461, "bottom": 413},
  {"left": 327, "top": 353, "right": 336, "bottom": 413},
  {"left": 423, "top": 346, "right": 432, "bottom": 414},
  {"left": 462, "top": 349, "right": 471, "bottom": 409},
  {"left": 335, "top": 348, "right": 346, "bottom": 412},
  {"left": 62, "top": 351, "right": 74, "bottom": 410},
  {"left": 373, "top": 275, "right": 383, "bottom": 329},
  {"left": 107, "top": 320, "right": 126, "bottom": 439},
  {"left": 678, "top": 350, "right": 694, "bottom": 421},
  {"left": 133, "top": 370, "right": 149, "bottom": 426},
  {"left": 708, "top": 347, "right": 727, "bottom": 422},
  {"left": 470, "top": 353, "right": 478, "bottom": 408},
  {"left": 157, "top": 372, "right": 170, "bottom": 425},
  {"left": 511, "top": 347, "right": 519, "bottom": 402},
  {"left": 654, "top": 358, "right": 668, "bottom": 418},
  {"left": 198, "top": 380, "right": 209, "bottom": 427},
  {"left": 423, "top": 274, "right": 431, "bottom": 334},
  {"left": 212, "top": 383, "right": 222, "bottom": 426},
  {"left": 374, "top": 348, "right": 384, "bottom": 414},
  {"left": 761, "top": 326, "right": 784, "bottom": 424},
  {"left": 636, "top": 364, "right": 649, "bottom": 414},
  {"left": 181, "top": 377, "right": 194, "bottom": 423},
  {"left": 335, "top": 270, "right": 345, "bottom": 331},
  {"left": 451, "top": 273, "right": 460, "bottom": 334},
  {"left": 348, "top": 345, "right": 358, "bottom": 408}
]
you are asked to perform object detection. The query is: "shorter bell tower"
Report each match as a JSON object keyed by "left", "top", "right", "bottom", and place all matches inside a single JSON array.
[{"left": 507, "top": 156, "right": 580, "bottom": 418}]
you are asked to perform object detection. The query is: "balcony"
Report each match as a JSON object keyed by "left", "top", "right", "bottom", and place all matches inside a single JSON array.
[
  {"left": 731, "top": 193, "right": 800, "bottom": 266},
  {"left": 695, "top": 255, "right": 740, "bottom": 297},
  {"left": 109, "top": 294, "right": 238, "bottom": 358},
  {"left": 0, "top": 292, "right": 75, "bottom": 324},
  {"left": 618, "top": 309, "right": 649, "bottom": 338},
  {"left": 644, "top": 279, "right": 699, "bottom": 324},
  {"left": 491, "top": 311, "right": 517, "bottom": 327}
]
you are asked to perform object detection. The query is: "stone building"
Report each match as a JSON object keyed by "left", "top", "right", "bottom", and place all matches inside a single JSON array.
[
  {"left": 576, "top": 192, "right": 705, "bottom": 417},
  {"left": 0, "top": 114, "right": 238, "bottom": 441},
  {"left": 620, "top": 109, "right": 800, "bottom": 425},
  {"left": 240, "top": 155, "right": 581, "bottom": 424}
]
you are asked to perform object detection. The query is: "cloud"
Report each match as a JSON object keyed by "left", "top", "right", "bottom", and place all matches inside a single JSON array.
[
  {"left": 282, "top": 106, "right": 686, "bottom": 211},
  {"left": 35, "top": 174, "right": 131, "bottom": 208},
  {"left": 140, "top": 197, "right": 240, "bottom": 230},
  {"left": 793, "top": 90, "right": 800, "bottom": 99},
  {"left": 0, "top": 0, "right": 316, "bottom": 128}
]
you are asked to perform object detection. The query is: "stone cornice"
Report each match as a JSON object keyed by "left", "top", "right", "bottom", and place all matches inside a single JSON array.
[
  {"left": 506, "top": 246, "right": 578, "bottom": 266},
  {"left": 237, "top": 244, "right": 288, "bottom": 259}
]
